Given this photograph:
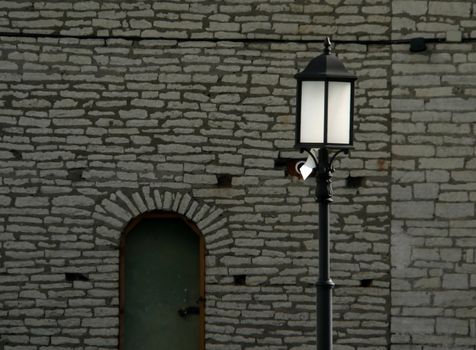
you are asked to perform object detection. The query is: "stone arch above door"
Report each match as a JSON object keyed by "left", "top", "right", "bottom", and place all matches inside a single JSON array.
[{"left": 92, "top": 187, "right": 230, "bottom": 249}]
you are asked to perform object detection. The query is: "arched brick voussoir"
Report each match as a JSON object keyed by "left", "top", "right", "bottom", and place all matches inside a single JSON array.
[{"left": 93, "top": 186, "right": 229, "bottom": 246}]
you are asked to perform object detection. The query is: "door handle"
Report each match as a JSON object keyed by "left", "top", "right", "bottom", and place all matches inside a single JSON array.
[{"left": 178, "top": 306, "right": 200, "bottom": 317}]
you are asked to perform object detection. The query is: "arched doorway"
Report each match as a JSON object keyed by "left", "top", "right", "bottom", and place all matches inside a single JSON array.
[{"left": 119, "top": 212, "right": 205, "bottom": 350}]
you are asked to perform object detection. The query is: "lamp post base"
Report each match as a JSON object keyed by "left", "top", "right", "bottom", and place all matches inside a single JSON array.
[{"left": 316, "top": 279, "right": 335, "bottom": 350}]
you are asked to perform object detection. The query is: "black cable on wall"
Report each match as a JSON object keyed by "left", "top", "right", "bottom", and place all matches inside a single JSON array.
[{"left": 0, "top": 31, "right": 475, "bottom": 46}]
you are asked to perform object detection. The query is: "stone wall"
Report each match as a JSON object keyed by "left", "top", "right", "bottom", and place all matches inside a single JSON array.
[
  {"left": 0, "top": 0, "right": 390, "bottom": 40},
  {"left": 390, "top": 40, "right": 476, "bottom": 350},
  {"left": 0, "top": 1, "right": 474, "bottom": 350},
  {"left": 390, "top": 1, "right": 476, "bottom": 349}
]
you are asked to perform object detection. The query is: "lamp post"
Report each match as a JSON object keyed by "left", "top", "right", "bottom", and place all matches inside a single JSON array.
[{"left": 294, "top": 37, "right": 357, "bottom": 350}]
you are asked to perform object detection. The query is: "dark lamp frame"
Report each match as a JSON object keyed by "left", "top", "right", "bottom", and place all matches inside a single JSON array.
[{"left": 295, "top": 38, "right": 357, "bottom": 150}]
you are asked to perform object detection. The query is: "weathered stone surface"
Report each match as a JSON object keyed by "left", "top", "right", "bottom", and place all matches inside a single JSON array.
[
  {"left": 390, "top": 5, "right": 476, "bottom": 347},
  {"left": 0, "top": 1, "right": 475, "bottom": 349},
  {"left": 392, "top": 201, "right": 435, "bottom": 219}
]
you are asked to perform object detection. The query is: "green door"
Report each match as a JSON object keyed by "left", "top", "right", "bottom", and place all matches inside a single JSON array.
[{"left": 122, "top": 217, "right": 203, "bottom": 350}]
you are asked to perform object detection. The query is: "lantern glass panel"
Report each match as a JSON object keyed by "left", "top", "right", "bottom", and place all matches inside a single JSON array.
[
  {"left": 300, "top": 81, "right": 325, "bottom": 144},
  {"left": 327, "top": 81, "right": 351, "bottom": 145}
]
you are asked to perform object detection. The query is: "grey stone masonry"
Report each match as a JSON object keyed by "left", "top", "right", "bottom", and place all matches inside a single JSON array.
[
  {"left": 0, "top": 33, "right": 391, "bottom": 350},
  {"left": 0, "top": 0, "right": 391, "bottom": 41},
  {"left": 390, "top": 4, "right": 476, "bottom": 349},
  {"left": 0, "top": 1, "right": 475, "bottom": 350}
]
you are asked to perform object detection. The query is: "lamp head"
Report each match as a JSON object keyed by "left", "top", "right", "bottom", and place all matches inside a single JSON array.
[{"left": 295, "top": 37, "right": 357, "bottom": 150}]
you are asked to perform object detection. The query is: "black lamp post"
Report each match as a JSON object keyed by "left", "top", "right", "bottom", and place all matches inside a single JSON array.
[{"left": 295, "top": 37, "right": 357, "bottom": 350}]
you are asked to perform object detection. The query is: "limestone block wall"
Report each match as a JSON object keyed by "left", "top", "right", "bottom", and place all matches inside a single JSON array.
[
  {"left": 0, "top": 33, "right": 391, "bottom": 350},
  {"left": 390, "top": 2, "right": 476, "bottom": 349},
  {"left": 392, "top": 0, "right": 475, "bottom": 40},
  {"left": 0, "top": 0, "right": 390, "bottom": 41},
  {"left": 0, "top": 1, "right": 474, "bottom": 350},
  {"left": 390, "top": 41, "right": 476, "bottom": 349}
]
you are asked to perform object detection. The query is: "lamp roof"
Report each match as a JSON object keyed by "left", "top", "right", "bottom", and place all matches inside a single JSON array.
[{"left": 295, "top": 38, "right": 357, "bottom": 81}]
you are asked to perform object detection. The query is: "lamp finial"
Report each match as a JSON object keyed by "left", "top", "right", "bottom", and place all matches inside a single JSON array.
[{"left": 324, "top": 37, "right": 332, "bottom": 55}]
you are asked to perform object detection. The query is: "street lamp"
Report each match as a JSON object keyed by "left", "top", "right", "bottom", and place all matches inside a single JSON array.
[{"left": 295, "top": 37, "right": 357, "bottom": 350}]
